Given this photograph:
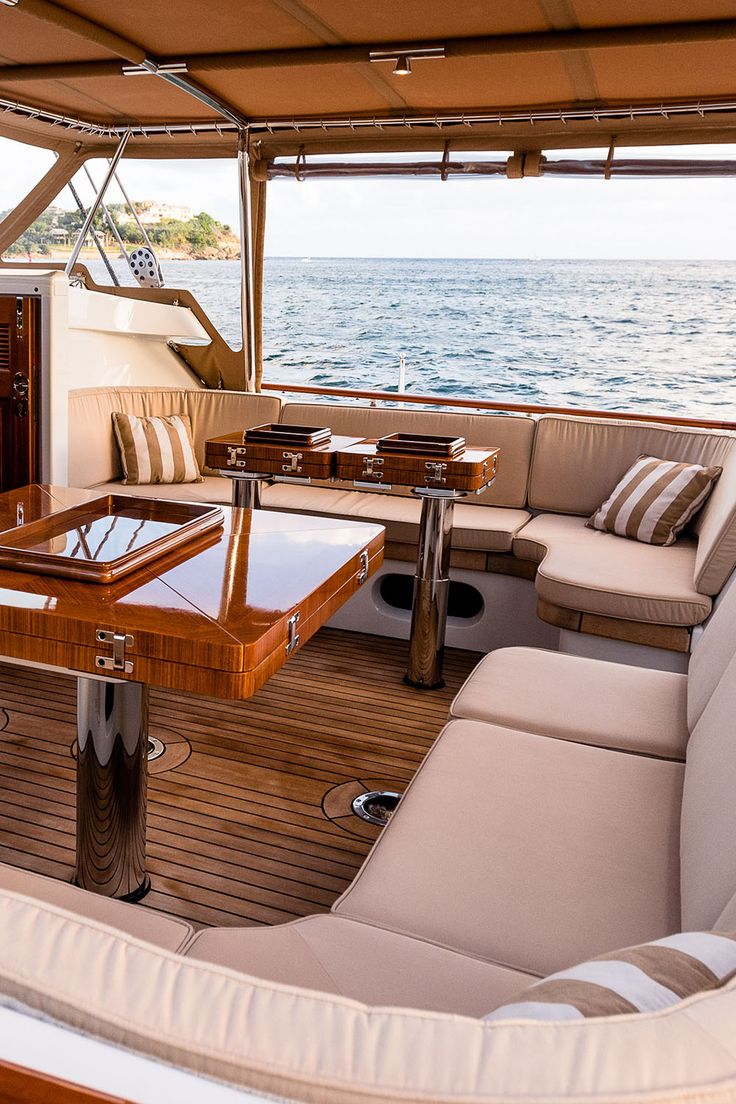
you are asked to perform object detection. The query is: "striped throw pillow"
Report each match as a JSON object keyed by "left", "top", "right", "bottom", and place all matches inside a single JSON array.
[
  {"left": 587, "top": 454, "right": 721, "bottom": 545},
  {"left": 112, "top": 412, "right": 203, "bottom": 485},
  {"left": 484, "top": 932, "right": 736, "bottom": 1022}
]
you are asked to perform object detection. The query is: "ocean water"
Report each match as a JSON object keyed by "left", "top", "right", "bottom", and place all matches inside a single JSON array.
[{"left": 88, "top": 257, "right": 736, "bottom": 419}]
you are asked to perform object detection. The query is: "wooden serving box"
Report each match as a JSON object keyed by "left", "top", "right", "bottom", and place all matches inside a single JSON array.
[
  {"left": 334, "top": 440, "right": 500, "bottom": 492},
  {"left": 0, "top": 495, "right": 224, "bottom": 584},
  {"left": 206, "top": 431, "right": 364, "bottom": 481}
]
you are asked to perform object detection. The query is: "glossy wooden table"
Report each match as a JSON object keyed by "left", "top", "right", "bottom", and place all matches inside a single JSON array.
[{"left": 0, "top": 485, "right": 384, "bottom": 900}]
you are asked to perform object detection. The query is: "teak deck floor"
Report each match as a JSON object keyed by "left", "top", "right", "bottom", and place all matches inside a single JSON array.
[{"left": 0, "top": 629, "right": 478, "bottom": 930}]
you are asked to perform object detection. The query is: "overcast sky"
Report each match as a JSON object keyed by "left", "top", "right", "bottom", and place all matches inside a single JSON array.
[{"left": 2, "top": 137, "right": 735, "bottom": 259}]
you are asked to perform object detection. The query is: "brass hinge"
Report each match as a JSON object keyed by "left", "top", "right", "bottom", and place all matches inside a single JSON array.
[
  {"left": 285, "top": 611, "right": 300, "bottom": 656},
  {"left": 95, "top": 629, "right": 134, "bottom": 674},
  {"left": 15, "top": 297, "right": 23, "bottom": 337},
  {"left": 362, "top": 456, "right": 384, "bottom": 479},
  {"left": 357, "top": 549, "right": 369, "bottom": 584},
  {"left": 227, "top": 446, "right": 247, "bottom": 468},
  {"left": 424, "top": 461, "right": 448, "bottom": 484},
  {"left": 282, "top": 451, "right": 303, "bottom": 473}
]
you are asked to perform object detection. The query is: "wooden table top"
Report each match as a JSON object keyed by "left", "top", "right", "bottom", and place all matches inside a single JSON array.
[{"left": 0, "top": 485, "right": 384, "bottom": 699}]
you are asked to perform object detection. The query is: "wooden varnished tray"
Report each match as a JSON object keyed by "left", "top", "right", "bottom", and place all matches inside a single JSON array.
[
  {"left": 0, "top": 495, "right": 224, "bottom": 584},
  {"left": 244, "top": 423, "right": 332, "bottom": 447},
  {"left": 376, "top": 432, "right": 466, "bottom": 458}
]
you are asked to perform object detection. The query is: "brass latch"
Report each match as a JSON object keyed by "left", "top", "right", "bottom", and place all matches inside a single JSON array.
[
  {"left": 424, "top": 461, "right": 448, "bottom": 484},
  {"left": 362, "top": 456, "right": 384, "bottom": 479},
  {"left": 282, "top": 451, "right": 303, "bottom": 473},
  {"left": 227, "top": 446, "right": 247, "bottom": 469},
  {"left": 285, "top": 611, "right": 300, "bottom": 656},
  {"left": 95, "top": 629, "right": 134, "bottom": 674}
]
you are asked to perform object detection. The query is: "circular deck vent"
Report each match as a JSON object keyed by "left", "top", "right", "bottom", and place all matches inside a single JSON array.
[
  {"left": 352, "top": 790, "right": 401, "bottom": 827},
  {"left": 147, "top": 737, "right": 165, "bottom": 762}
]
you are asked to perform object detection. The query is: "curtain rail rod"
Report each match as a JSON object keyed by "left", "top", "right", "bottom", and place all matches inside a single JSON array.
[{"left": 260, "top": 382, "right": 736, "bottom": 432}]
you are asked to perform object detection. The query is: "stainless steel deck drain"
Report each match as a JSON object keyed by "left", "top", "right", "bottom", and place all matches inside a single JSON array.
[
  {"left": 147, "top": 737, "right": 165, "bottom": 762},
  {"left": 352, "top": 790, "right": 401, "bottom": 827}
]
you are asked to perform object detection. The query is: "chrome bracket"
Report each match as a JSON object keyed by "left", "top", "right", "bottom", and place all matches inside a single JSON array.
[
  {"left": 15, "top": 503, "right": 24, "bottom": 527},
  {"left": 95, "top": 630, "right": 134, "bottom": 674},
  {"left": 286, "top": 611, "right": 301, "bottom": 656},
  {"left": 282, "top": 451, "right": 303, "bottom": 473},
  {"left": 424, "top": 461, "right": 448, "bottom": 484},
  {"left": 227, "top": 446, "right": 247, "bottom": 469},
  {"left": 357, "top": 549, "right": 370, "bottom": 585},
  {"left": 362, "top": 456, "right": 384, "bottom": 479}
]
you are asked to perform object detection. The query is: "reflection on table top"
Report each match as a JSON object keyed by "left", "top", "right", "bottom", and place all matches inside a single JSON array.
[{"left": 0, "top": 485, "right": 385, "bottom": 696}]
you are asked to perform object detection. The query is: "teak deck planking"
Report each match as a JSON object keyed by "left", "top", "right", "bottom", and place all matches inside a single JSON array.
[{"left": 0, "top": 628, "right": 478, "bottom": 929}]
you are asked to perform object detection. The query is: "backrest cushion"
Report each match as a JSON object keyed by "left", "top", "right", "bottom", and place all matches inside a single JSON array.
[
  {"left": 485, "top": 932, "right": 736, "bottom": 1022},
  {"left": 687, "top": 575, "right": 736, "bottom": 731},
  {"left": 68, "top": 387, "right": 281, "bottom": 487},
  {"left": 529, "top": 415, "right": 736, "bottom": 516},
  {"left": 681, "top": 649, "right": 736, "bottom": 930},
  {"left": 280, "top": 403, "right": 535, "bottom": 508},
  {"left": 694, "top": 449, "right": 736, "bottom": 594},
  {"left": 587, "top": 455, "right": 722, "bottom": 546}
]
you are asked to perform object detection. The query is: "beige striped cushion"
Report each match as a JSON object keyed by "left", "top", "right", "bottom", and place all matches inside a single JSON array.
[
  {"left": 485, "top": 932, "right": 736, "bottom": 1022},
  {"left": 587, "top": 454, "right": 722, "bottom": 546},
  {"left": 112, "top": 412, "right": 203, "bottom": 485}
]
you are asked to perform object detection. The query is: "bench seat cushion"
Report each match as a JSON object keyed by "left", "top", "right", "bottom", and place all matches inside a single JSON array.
[
  {"left": 335, "top": 719, "right": 684, "bottom": 977},
  {"left": 186, "top": 913, "right": 536, "bottom": 1017},
  {"left": 0, "top": 863, "right": 192, "bottom": 951},
  {"left": 262, "top": 482, "right": 530, "bottom": 551},
  {"left": 450, "top": 647, "right": 689, "bottom": 759},
  {"left": 89, "top": 476, "right": 231, "bottom": 504},
  {"left": 514, "top": 514, "right": 710, "bottom": 626}
]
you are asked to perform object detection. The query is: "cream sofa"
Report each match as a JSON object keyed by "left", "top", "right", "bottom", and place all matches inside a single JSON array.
[
  {"left": 67, "top": 388, "right": 736, "bottom": 653},
  {"left": 1, "top": 572, "right": 736, "bottom": 1101}
]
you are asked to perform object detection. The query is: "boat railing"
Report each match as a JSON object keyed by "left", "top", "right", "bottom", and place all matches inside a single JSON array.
[{"left": 260, "top": 380, "right": 736, "bottom": 432}]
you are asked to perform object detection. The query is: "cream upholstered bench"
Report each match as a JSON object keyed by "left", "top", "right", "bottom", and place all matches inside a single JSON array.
[
  {"left": 1, "top": 580, "right": 736, "bottom": 1100},
  {"left": 67, "top": 389, "right": 736, "bottom": 655},
  {"left": 66, "top": 386, "right": 282, "bottom": 499},
  {"left": 519, "top": 414, "right": 736, "bottom": 652}
]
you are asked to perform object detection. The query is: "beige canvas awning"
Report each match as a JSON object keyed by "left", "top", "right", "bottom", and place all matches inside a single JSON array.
[{"left": 1, "top": 1, "right": 736, "bottom": 157}]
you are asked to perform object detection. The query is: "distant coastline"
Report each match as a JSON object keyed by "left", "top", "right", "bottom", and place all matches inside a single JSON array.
[{"left": 1, "top": 202, "right": 240, "bottom": 262}]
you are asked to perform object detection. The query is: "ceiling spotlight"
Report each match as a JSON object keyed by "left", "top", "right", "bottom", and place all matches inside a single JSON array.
[{"left": 370, "top": 45, "right": 445, "bottom": 76}]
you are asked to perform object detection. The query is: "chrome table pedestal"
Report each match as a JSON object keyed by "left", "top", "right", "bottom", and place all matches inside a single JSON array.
[
  {"left": 226, "top": 471, "right": 264, "bottom": 509},
  {"left": 404, "top": 487, "right": 461, "bottom": 691},
  {"left": 74, "top": 676, "right": 150, "bottom": 901}
]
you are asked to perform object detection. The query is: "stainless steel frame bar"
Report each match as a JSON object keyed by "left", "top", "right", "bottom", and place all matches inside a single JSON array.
[
  {"left": 64, "top": 132, "right": 130, "bottom": 278},
  {"left": 404, "top": 488, "right": 458, "bottom": 690},
  {"left": 238, "top": 136, "right": 258, "bottom": 393},
  {"left": 74, "top": 676, "right": 149, "bottom": 901}
]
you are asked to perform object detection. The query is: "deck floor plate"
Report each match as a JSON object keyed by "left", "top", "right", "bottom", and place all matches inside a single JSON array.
[{"left": 0, "top": 628, "right": 478, "bottom": 929}]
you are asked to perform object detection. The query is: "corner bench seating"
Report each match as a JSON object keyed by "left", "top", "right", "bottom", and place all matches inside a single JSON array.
[
  {"left": 67, "top": 387, "right": 736, "bottom": 652},
  {"left": 2, "top": 565, "right": 736, "bottom": 1101}
]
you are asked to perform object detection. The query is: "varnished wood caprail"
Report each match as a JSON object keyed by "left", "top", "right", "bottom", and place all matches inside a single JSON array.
[
  {"left": 0, "top": 1058, "right": 131, "bottom": 1104},
  {"left": 261, "top": 381, "right": 736, "bottom": 432}
]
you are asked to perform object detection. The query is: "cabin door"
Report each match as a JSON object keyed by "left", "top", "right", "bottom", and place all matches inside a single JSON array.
[{"left": 0, "top": 296, "right": 39, "bottom": 491}]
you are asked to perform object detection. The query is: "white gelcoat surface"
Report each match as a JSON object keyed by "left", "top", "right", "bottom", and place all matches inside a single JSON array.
[{"left": 0, "top": 1005, "right": 269, "bottom": 1104}]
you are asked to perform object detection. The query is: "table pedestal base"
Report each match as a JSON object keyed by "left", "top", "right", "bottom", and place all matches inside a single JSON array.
[
  {"left": 74, "top": 677, "right": 150, "bottom": 901},
  {"left": 404, "top": 490, "right": 457, "bottom": 690}
]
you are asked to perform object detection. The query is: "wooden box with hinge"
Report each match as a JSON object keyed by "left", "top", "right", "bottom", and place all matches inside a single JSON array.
[
  {"left": 334, "top": 440, "right": 500, "bottom": 492},
  {"left": 205, "top": 430, "right": 365, "bottom": 481},
  {"left": 0, "top": 484, "right": 385, "bottom": 700}
]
